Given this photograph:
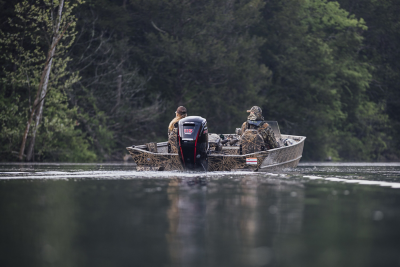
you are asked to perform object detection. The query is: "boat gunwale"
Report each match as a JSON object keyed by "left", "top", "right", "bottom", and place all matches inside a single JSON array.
[
  {"left": 266, "top": 135, "right": 306, "bottom": 152},
  {"left": 127, "top": 134, "right": 306, "bottom": 153},
  {"left": 126, "top": 146, "right": 269, "bottom": 158}
]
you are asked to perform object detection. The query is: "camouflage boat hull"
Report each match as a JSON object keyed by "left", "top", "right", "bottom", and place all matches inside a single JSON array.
[{"left": 126, "top": 134, "right": 305, "bottom": 172}]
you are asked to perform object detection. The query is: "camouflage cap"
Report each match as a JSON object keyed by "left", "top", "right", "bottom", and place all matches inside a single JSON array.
[
  {"left": 176, "top": 106, "right": 187, "bottom": 115},
  {"left": 247, "top": 106, "right": 264, "bottom": 121},
  {"left": 247, "top": 106, "right": 262, "bottom": 113}
]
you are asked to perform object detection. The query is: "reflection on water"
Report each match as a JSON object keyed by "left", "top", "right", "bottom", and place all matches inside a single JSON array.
[
  {"left": 163, "top": 176, "right": 305, "bottom": 267},
  {"left": 1, "top": 163, "right": 400, "bottom": 267}
]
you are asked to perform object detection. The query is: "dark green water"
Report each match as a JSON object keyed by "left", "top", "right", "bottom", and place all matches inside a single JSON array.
[{"left": 1, "top": 162, "right": 400, "bottom": 267}]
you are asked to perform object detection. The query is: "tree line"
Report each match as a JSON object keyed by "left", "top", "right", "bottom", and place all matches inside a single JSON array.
[{"left": 0, "top": 0, "right": 399, "bottom": 162}]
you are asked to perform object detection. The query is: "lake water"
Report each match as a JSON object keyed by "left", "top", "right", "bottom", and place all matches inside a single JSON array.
[{"left": 1, "top": 162, "right": 400, "bottom": 267}]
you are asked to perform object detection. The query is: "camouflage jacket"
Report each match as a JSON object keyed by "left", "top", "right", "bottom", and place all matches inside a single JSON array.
[{"left": 240, "top": 120, "right": 279, "bottom": 149}]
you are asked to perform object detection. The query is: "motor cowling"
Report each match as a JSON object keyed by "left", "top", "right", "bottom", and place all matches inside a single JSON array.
[{"left": 177, "top": 116, "right": 208, "bottom": 171}]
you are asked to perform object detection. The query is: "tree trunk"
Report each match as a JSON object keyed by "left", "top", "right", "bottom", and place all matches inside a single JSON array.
[
  {"left": 23, "top": 0, "right": 65, "bottom": 161},
  {"left": 26, "top": 56, "right": 54, "bottom": 161},
  {"left": 18, "top": 97, "right": 39, "bottom": 160}
]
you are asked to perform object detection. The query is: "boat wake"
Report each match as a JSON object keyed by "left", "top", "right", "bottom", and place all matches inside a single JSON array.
[
  {"left": 303, "top": 175, "right": 400, "bottom": 188},
  {"left": 0, "top": 170, "right": 258, "bottom": 180},
  {"left": 1, "top": 163, "right": 400, "bottom": 189}
]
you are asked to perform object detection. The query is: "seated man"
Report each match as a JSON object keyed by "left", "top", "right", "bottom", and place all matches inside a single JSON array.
[
  {"left": 168, "top": 106, "right": 187, "bottom": 153},
  {"left": 240, "top": 106, "right": 279, "bottom": 154}
]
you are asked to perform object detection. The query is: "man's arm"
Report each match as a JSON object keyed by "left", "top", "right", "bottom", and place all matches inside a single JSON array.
[
  {"left": 240, "top": 122, "right": 247, "bottom": 136},
  {"left": 260, "top": 124, "right": 279, "bottom": 149}
]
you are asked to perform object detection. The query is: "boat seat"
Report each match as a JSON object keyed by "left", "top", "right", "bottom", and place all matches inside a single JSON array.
[
  {"left": 146, "top": 142, "right": 158, "bottom": 153},
  {"left": 168, "top": 128, "right": 179, "bottom": 153},
  {"left": 265, "top": 121, "right": 283, "bottom": 145},
  {"left": 208, "top": 133, "right": 222, "bottom": 151}
]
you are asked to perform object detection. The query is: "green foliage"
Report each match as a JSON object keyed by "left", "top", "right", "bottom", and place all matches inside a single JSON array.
[
  {"left": 0, "top": 89, "right": 26, "bottom": 160},
  {"left": 334, "top": 0, "right": 400, "bottom": 160},
  {"left": 0, "top": 0, "right": 97, "bottom": 162},
  {"left": 65, "top": 0, "right": 164, "bottom": 159},
  {"left": 1, "top": 0, "right": 399, "bottom": 162},
  {"left": 256, "top": 0, "right": 390, "bottom": 161},
  {"left": 130, "top": 0, "right": 269, "bottom": 134},
  {"left": 31, "top": 76, "right": 97, "bottom": 162},
  {"left": 336, "top": 101, "right": 390, "bottom": 161}
]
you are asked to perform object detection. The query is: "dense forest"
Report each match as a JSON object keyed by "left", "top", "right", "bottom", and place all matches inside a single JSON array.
[{"left": 0, "top": 0, "right": 399, "bottom": 162}]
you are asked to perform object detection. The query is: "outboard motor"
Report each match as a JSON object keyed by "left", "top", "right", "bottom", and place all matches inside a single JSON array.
[{"left": 177, "top": 116, "right": 208, "bottom": 171}]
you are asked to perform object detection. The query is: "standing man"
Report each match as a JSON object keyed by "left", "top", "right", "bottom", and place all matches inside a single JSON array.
[
  {"left": 240, "top": 106, "right": 279, "bottom": 152},
  {"left": 168, "top": 106, "right": 187, "bottom": 153}
]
